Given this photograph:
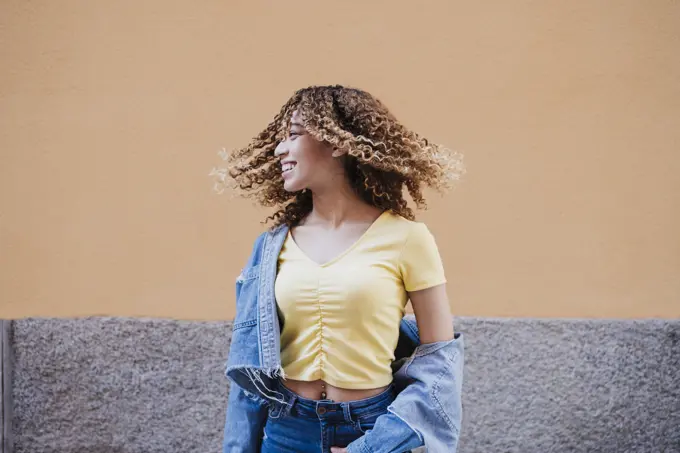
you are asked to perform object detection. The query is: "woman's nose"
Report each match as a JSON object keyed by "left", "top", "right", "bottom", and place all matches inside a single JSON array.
[{"left": 274, "top": 140, "right": 288, "bottom": 157}]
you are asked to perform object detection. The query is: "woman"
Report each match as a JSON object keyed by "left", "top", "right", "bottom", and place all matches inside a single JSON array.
[{"left": 217, "top": 85, "right": 466, "bottom": 453}]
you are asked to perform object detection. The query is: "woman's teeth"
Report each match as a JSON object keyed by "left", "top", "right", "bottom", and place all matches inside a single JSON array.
[{"left": 282, "top": 163, "right": 296, "bottom": 172}]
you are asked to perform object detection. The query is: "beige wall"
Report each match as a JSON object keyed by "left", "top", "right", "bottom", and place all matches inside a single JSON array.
[{"left": 1, "top": 1, "right": 679, "bottom": 320}]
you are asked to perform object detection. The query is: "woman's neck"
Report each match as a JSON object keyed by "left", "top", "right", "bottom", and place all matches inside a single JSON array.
[{"left": 306, "top": 183, "right": 377, "bottom": 229}]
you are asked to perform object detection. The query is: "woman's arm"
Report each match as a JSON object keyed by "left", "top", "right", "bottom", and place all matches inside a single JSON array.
[
  {"left": 398, "top": 221, "right": 453, "bottom": 345},
  {"left": 409, "top": 283, "right": 454, "bottom": 344}
]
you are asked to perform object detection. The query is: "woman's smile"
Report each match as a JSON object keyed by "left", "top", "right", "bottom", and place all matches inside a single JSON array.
[
  {"left": 281, "top": 160, "right": 297, "bottom": 177},
  {"left": 281, "top": 162, "right": 297, "bottom": 179}
]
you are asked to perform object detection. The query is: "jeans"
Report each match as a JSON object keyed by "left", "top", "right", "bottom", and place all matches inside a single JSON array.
[{"left": 261, "top": 378, "right": 401, "bottom": 453}]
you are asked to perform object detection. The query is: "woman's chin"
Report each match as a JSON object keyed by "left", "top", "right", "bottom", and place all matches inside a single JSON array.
[{"left": 283, "top": 180, "right": 303, "bottom": 193}]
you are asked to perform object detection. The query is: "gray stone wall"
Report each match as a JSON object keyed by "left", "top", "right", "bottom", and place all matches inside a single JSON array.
[
  {"left": 10, "top": 318, "right": 231, "bottom": 453},
  {"left": 3, "top": 316, "right": 679, "bottom": 453}
]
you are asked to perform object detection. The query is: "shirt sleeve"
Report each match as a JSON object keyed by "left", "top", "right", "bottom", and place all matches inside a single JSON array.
[{"left": 399, "top": 222, "right": 447, "bottom": 292}]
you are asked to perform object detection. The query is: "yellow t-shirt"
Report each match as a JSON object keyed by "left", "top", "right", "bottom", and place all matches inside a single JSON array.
[{"left": 274, "top": 210, "right": 447, "bottom": 389}]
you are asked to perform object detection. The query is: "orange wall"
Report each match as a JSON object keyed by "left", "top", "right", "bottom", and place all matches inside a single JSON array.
[{"left": 1, "top": 1, "right": 679, "bottom": 320}]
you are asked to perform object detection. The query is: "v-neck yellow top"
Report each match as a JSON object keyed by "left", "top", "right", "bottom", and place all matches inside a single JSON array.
[{"left": 274, "top": 211, "right": 447, "bottom": 389}]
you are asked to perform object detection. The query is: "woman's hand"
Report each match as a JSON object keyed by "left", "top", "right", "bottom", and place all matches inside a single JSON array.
[{"left": 330, "top": 447, "right": 347, "bottom": 453}]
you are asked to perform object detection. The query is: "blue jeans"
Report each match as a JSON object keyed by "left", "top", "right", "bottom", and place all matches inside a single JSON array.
[{"left": 261, "top": 379, "right": 403, "bottom": 453}]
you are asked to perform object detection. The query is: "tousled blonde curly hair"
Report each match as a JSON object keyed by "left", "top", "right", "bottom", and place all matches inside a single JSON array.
[{"left": 210, "top": 85, "right": 465, "bottom": 228}]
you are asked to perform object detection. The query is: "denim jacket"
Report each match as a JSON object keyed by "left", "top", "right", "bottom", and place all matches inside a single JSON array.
[{"left": 222, "top": 224, "right": 465, "bottom": 453}]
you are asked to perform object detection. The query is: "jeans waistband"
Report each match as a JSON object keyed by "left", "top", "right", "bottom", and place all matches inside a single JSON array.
[{"left": 269, "top": 378, "right": 396, "bottom": 422}]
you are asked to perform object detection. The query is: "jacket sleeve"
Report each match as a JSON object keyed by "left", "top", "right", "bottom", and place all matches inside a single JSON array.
[
  {"left": 223, "top": 231, "right": 270, "bottom": 452},
  {"left": 222, "top": 379, "right": 269, "bottom": 453},
  {"left": 347, "top": 334, "right": 465, "bottom": 453}
]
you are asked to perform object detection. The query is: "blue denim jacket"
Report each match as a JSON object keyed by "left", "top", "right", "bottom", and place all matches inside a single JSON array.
[{"left": 223, "top": 224, "right": 465, "bottom": 453}]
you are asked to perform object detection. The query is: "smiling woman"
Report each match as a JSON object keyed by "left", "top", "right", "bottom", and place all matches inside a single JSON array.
[
  {"left": 220, "top": 85, "right": 466, "bottom": 227},
  {"left": 217, "top": 85, "right": 466, "bottom": 453},
  {"left": 274, "top": 110, "right": 339, "bottom": 194}
]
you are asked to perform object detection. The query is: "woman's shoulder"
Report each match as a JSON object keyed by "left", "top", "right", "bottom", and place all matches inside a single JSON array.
[
  {"left": 263, "top": 222, "right": 289, "bottom": 238},
  {"left": 257, "top": 222, "right": 290, "bottom": 247},
  {"left": 245, "top": 223, "right": 286, "bottom": 251},
  {"left": 382, "top": 210, "right": 433, "bottom": 237}
]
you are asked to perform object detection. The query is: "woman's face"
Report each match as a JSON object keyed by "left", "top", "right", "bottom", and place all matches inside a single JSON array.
[{"left": 274, "top": 110, "right": 342, "bottom": 193}]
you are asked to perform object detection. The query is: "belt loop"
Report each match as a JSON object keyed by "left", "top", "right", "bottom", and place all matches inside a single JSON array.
[
  {"left": 280, "top": 380, "right": 297, "bottom": 417},
  {"left": 342, "top": 403, "right": 353, "bottom": 424},
  {"left": 270, "top": 379, "right": 296, "bottom": 419},
  {"left": 285, "top": 391, "right": 297, "bottom": 416}
]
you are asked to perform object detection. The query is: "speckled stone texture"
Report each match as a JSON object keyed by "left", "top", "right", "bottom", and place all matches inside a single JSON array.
[
  {"left": 6, "top": 316, "right": 680, "bottom": 453},
  {"left": 455, "top": 317, "right": 680, "bottom": 453},
  {"left": 10, "top": 317, "right": 232, "bottom": 453}
]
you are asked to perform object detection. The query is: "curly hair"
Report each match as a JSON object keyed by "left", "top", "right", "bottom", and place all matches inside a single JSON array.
[{"left": 210, "top": 85, "right": 466, "bottom": 228}]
